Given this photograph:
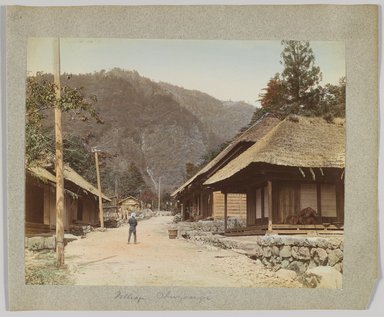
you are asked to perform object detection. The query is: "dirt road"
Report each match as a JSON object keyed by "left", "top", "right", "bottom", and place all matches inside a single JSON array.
[{"left": 64, "top": 216, "right": 302, "bottom": 288}]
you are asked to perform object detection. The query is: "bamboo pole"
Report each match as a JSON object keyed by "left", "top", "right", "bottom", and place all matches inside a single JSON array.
[
  {"left": 53, "top": 38, "right": 65, "bottom": 266},
  {"left": 94, "top": 150, "right": 104, "bottom": 228},
  {"left": 158, "top": 176, "right": 161, "bottom": 211}
]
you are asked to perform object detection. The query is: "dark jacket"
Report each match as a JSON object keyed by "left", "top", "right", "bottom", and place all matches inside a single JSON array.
[{"left": 128, "top": 217, "right": 138, "bottom": 232}]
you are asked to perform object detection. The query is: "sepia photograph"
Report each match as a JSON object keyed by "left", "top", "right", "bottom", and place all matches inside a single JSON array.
[
  {"left": 3, "top": 3, "right": 380, "bottom": 313},
  {"left": 24, "top": 38, "right": 346, "bottom": 289}
]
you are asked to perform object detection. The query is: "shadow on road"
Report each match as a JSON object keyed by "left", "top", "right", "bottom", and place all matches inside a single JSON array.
[{"left": 78, "top": 255, "right": 117, "bottom": 267}]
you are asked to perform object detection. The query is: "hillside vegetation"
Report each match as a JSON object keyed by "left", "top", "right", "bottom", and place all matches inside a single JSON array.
[{"left": 43, "top": 68, "right": 254, "bottom": 195}]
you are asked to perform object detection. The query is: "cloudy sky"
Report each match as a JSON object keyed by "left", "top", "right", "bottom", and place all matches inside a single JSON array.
[{"left": 28, "top": 38, "right": 345, "bottom": 106}]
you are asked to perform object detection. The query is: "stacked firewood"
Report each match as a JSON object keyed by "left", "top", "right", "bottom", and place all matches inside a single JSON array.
[{"left": 285, "top": 207, "right": 320, "bottom": 225}]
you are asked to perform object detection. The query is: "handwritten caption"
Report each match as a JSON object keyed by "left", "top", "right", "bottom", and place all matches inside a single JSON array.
[{"left": 114, "top": 290, "right": 211, "bottom": 304}]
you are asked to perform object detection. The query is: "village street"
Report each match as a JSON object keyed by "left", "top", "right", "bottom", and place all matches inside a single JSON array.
[{"left": 64, "top": 216, "right": 302, "bottom": 288}]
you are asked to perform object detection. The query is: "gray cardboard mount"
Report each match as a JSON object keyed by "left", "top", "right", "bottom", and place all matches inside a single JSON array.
[{"left": 6, "top": 5, "right": 378, "bottom": 311}]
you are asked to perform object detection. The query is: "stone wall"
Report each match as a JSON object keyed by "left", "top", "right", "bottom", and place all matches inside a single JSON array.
[
  {"left": 25, "top": 236, "right": 56, "bottom": 251},
  {"left": 246, "top": 235, "right": 343, "bottom": 274},
  {"left": 176, "top": 218, "right": 246, "bottom": 234},
  {"left": 176, "top": 221, "right": 343, "bottom": 274},
  {"left": 25, "top": 234, "right": 79, "bottom": 251}
]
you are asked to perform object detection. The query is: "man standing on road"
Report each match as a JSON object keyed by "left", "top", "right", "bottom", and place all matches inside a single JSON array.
[{"left": 128, "top": 212, "right": 138, "bottom": 244}]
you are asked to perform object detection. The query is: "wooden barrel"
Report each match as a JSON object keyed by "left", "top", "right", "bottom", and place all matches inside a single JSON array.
[{"left": 168, "top": 229, "right": 178, "bottom": 239}]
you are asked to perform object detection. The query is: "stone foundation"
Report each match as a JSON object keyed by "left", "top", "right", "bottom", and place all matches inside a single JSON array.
[
  {"left": 176, "top": 218, "right": 246, "bottom": 234},
  {"left": 176, "top": 221, "right": 343, "bottom": 274},
  {"left": 25, "top": 236, "right": 56, "bottom": 251},
  {"left": 25, "top": 234, "right": 80, "bottom": 251}
]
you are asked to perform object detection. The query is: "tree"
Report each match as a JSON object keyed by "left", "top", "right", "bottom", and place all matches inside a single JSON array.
[
  {"left": 26, "top": 72, "right": 101, "bottom": 165},
  {"left": 317, "top": 76, "right": 346, "bottom": 118},
  {"left": 258, "top": 73, "right": 286, "bottom": 112},
  {"left": 257, "top": 41, "right": 323, "bottom": 118},
  {"left": 184, "top": 162, "right": 200, "bottom": 181},
  {"left": 280, "top": 40, "right": 322, "bottom": 110},
  {"left": 119, "top": 162, "right": 148, "bottom": 198}
]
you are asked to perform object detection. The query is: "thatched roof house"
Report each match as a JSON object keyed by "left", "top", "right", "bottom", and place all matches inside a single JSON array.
[
  {"left": 172, "top": 114, "right": 281, "bottom": 197},
  {"left": 171, "top": 114, "right": 281, "bottom": 222},
  {"left": 26, "top": 165, "right": 111, "bottom": 235},
  {"left": 204, "top": 115, "right": 345, "bottom": 235},
  {"left": 205, "top": 116, "right": 345, "bottom": 185}
]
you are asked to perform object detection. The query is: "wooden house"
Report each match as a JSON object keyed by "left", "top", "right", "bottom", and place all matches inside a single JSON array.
[
  {"left": 171, "top": 115, "right": 281, "bottom": 222},
  {"left": 204, "top": 115, "right": 345, "bottom": 235},
  {"left": 25, "top": 165, "right": 111, "bottom": 236},
  {"left": 118, "top": 196, "right": 141, "bottom": 218}
]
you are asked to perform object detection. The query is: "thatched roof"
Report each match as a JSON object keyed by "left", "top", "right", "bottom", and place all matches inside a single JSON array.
[
  {"left": 171, "top": 114, "right": 281, "bottom": 196},
  {"left": 204, "top": 116, "right": 345, "bottom": 185},
  {"left": 28, "top": 166, "right": 56, "bottom": 183},
  {"left": 119, "top": 196, "right": 140, "bottom": 204},
  {"left": 28, "top": 165, "right": 111, "bottom": 201},
  {"left": 63, "top": 165, "right": 111, "bottom": 201}
]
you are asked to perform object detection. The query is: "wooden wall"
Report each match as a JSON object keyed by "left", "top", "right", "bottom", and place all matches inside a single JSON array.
[
  {"left": 26, "top": 173, "right": 100, "bottom": 233},
  {"left": 80, "top": 196, "right": 99, "bottom": 225},
  {"left": 25, "top": 176, "right": 45, "bottom": 224},
  {"left": 272, "top": 181, "right": 339, "bottom": 224},
  {"left": 212, "top": 191, "right": 246, "bottom": 219}
]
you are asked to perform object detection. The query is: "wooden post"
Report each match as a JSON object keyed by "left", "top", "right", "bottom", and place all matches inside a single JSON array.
[
  {"left": 267, "top": 181, "right": 273, "bottom": 232},
  {"left": 224, "top": 192, "right": 228, "bottom": 233},
  {"left": 158, "top": 176, "right": 161, "bottom": 211},
  {"left": 114, "top": 178, "right": 118, "bottom": 215},
  {"left": 53, "top": 38, "right": 65, "bottom": 267},
  {"left": 94, "top": 150, "right": 104, "bottom": 228}
]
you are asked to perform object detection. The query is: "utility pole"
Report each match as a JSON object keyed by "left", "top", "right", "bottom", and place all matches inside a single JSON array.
[
  {"left": 158, "top": 176, "right": 161, "bottom": 211},
  {"left": 53, "top": 38, "right": 65, "bottom": 267},
  {"left": 93, "top": 147, "right": 104, "bottom": 228}
]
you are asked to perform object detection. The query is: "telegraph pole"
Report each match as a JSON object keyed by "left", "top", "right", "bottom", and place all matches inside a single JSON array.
[
  {"left": 93, "top": 147, "right": 104, "bottom": 228},
  {"left": 114, "top": 178, "right": 118, "bottom": 215},
  {"left": 53, "top": 38, "right": 65, "bottom": 267},
  {"left": 158, "top": 176, "right": 161, "bottom": 211}
]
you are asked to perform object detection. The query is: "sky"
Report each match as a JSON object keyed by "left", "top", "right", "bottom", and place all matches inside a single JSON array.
[{"left": 27, "top": 38, "right": 345, "bottom": 107}]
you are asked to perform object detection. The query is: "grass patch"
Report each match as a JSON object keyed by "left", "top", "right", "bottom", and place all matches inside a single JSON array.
[{"left": 25, "top": 250, "right": 74, "bottom": 285}]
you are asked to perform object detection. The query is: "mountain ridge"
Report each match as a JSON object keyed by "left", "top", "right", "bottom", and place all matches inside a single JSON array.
[{"left": 53, "top": 68, "right": 255, "bottom": 194}]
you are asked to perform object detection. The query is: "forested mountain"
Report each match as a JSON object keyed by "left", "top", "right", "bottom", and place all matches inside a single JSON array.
[{"left": 44, "top": 68, "right": 254, "bottom": 195}]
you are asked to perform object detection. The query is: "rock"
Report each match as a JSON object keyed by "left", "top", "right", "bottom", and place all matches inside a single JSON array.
[
  {"left": 311, "top": 248, "right": 328, "bottom": 265},
  {"left": 327, "top": 249, "right": 342, "bottom": 266},
  {"left": 308, "top": 259, "right": 317, "bottom": 270},
  {"left": 314, "top": 238, "right": 328, "bottom": 249},
  {"left": 292, "top": 246, "right": 310, "bottom": 260},
  {"left": 25, "top": 236, "right": 56, "bottom": 250},
  {"left": 94, "top": 227, "right": 107, "bottom": 232},
  {"left": 280, "top": 246, "right": 292, "bottom": 258},
  {"left": 64, "top": 234, "right": 79, "bottom": 244},
  {"left": 281, "top": 259, "right": 290, "bottom": 269},
  {"left": 43, "top": 236, "right": 56, "bottom": 249},
  {"left": 333, "top": 262, "right": 343, "bottom": 273},
  {"left": 253, "top": 245, "right": 263, "bottom": 257},
  {"left": 272, "top": 246, "right": 280, "bottom": 257},
  {"left": 334, "top": 248, "right": 343, "bottom": 260},
  {"left": 263, "top": 247, "right": 272, "bottom": 258},
  {"left": 26, "top": 237, "right": 45, "bottom": 251},
  {"left": 303, "top": 266, "right": 342, "bottom": 289},
  {"left": 287, "top": 261, "right": 307, "bottom": 274},
  {"left": 328, "top": 238, "right": 342, "bottom": 249},
  {"left": 272, "top": 264, "right": 281, "bottom": 272},
  {"left": 276, "top": 269, "right": 297, "bottom": 281},
  {"left": 262, "top": 258, "right": 272, "bottom": 268},
  {"left": 254, "top": 259, "right": 263, "bottom": 267}
]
